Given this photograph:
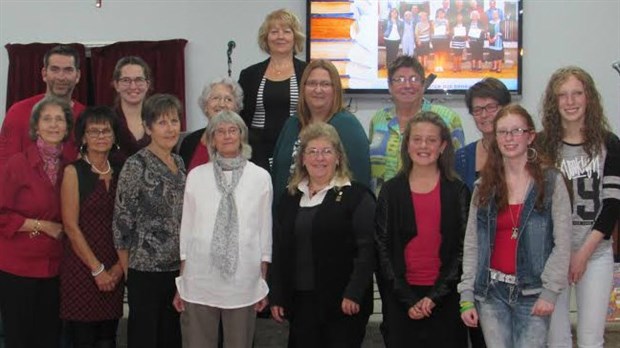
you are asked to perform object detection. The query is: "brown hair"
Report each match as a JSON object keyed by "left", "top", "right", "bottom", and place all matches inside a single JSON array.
[
  {"left": 399, "top": 111, "right": 457, "bottom": 180},
  {"left": 297, "top": 59, "right": 344, "bottom": 128},
  {"left": 476, "top": 104, "right": 548, "bottom": 210},
  {"left": 539, "top": 66, "right": 610, "bottom": 164}
]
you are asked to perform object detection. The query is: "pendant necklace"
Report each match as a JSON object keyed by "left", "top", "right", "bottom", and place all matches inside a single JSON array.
[
  {"left": 508, "top": 178, "right": 530, "bottom": 240},
  {"left": 84, "top": 154, "right": 111, "bottom": 175}
]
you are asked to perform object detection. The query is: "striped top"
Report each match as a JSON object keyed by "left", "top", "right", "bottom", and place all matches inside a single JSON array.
[{"left": 251, "top": 74, "right": 299, "bottom": 129}]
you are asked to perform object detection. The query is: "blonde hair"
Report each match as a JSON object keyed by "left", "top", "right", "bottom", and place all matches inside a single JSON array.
[
  {"left": 258, "top": 9, "right": 305, "bottom": 54},
  {"left": 287, "top": 123, "right": 351, "bottom": 194}
]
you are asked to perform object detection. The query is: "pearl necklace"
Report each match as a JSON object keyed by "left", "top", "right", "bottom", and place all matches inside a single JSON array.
[{"left": 84, "top": 154, "right": 111, "bottom": 175}]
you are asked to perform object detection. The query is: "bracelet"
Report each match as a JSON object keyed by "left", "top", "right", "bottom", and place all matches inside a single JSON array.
[
  {"left": 91, "top": 263, "right": 105, "bottom": 277},
  {"left": 460, "top": 301, "right": 475, "bottom": 313},
  {"left": 30, "top": 219, "right": 42, "bottom": 238}
]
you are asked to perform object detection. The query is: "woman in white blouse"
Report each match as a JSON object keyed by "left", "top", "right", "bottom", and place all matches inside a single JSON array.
[{"left": 173, "top": 110, "right": 273, "bottom": 348}]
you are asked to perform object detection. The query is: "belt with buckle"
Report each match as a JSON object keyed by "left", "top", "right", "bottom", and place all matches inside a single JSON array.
[{"left": 489, "top": 269, "right": 517, "bottom": 285}]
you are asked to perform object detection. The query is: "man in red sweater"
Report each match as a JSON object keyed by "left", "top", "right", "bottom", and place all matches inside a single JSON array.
[{"left": 0, "top": 45, "right": 85, "bottom": 166}]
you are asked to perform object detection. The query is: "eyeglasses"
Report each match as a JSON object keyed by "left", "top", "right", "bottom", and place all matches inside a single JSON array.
[
  {"left": 391, "top": 76, "right": 422, "bottom": 85},
  {"left": 471, "top": 103, "right": 499, "bottom": 116},
  {"left": 215, "top": 127, "right": 240, "bottom": 137},
  {"left": 86, "top": 128, "right": 113, "bottom": 138},
  {"left": 209, "top": 95, "right": 234, "bottom": 104},
  {"left": 117, "top": 77, "right": 148, "bottom": 87},
  {"left": 496, "top": 128, "right": 531, "bottom": 138},
  {"left": 305, "top": 80, "right": 333, "bottom": 89},
  {"left": 304, "top": 147, "right": 335, "bottom": 158}
]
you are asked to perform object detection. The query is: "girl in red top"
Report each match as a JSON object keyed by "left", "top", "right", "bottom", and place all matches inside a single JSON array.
[
  {"left": 0, "top": 96, "right": 73, "bottom": 348},
  {"left": 376, "top": 111, "right": 470, "bottom": 347}
]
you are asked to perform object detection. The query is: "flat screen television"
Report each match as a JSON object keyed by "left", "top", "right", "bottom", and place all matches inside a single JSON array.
[{"left": 307, "top": 0, "right": 523, "bottom": 95}]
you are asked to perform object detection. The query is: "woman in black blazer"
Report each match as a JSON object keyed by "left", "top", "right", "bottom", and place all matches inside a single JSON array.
[
  {"left": 375, "top": 112, "right": 469, "bottom": 347},
  {"left": 238, "top": 8, "right": 307, "bottom": 172},
  {"left": 270, "top": 123, "right": 375, "bottom": 348},
  {"left": 178, "top": 77, "right": 243, "bottom": 172}
]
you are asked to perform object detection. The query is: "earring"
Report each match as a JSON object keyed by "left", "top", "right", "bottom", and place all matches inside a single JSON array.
[
  {"left": 114, "top": 143, "right": 121, "bottom": 151},
  {"left": 79, "top": 144, "right": 86, "bottom": 153},
  {"left": 527, "top": 147, "right": 538, "bottom": 162}
]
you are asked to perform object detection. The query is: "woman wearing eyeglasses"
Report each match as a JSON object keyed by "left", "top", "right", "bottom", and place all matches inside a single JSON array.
[
  {"left": 458, "top": 104, "right": 571, "bottom": 348},
  {"left": 455, "top": 77, "right": 511, "bottom": 191},
  {"left": 178, "top": 77, "right": 244, "bottom": 172},
  {"left": 271, "top": 59, "right": 370, "bottom": 205},
  {"left": 59, "top": 106, "right": 124, "bottom": 347},
  {"left": 369, "top": 55, "right": 464, "bottom": 195},
  {"left": 111, "top": 56, "right": 152, "bottom": 161},
  {"left": 376, "top": 112, "right": 469, "bottom": 347},
  {"left": 270, "top": 122, "right": 375, "bottom": 347}
]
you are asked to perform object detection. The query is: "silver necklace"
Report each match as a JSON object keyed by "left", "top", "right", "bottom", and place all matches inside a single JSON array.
[
  {"left": 508, "top": 178, "right": 530, "bottom": 240},
  {"left": 84, "top": 154, "right": 111, "bottom": 175}
]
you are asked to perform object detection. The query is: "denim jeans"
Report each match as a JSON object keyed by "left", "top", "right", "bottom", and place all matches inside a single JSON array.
[
  {"left": 548, "top": 246, "right": 614, "bottom": 348},
  {"left": 477, "top": 279, "right": 550, "bottom": 348}
]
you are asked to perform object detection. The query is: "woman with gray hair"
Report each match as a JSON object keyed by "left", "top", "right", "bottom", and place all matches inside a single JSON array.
[
  {"left": 0, "top": 96, "right": 73, "bottom": 347},
  {"left": 178, "top": 77, "right": 244, "bottom": 172},
  {"left": 173, "top": 110, "right": 272, "bottom": 348}
]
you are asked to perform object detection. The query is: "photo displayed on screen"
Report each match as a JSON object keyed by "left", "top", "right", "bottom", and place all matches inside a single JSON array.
[{"left": 308, "top": 0, "right": 522, "bottom": 94}]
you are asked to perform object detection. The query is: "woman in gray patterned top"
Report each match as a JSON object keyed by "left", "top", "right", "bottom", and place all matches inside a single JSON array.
[{"left": 113, "top": 94, "right": 186, "bottom": 348}]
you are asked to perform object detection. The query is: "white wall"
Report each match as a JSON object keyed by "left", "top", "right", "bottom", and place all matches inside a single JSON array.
[{"left": 1, "top": 0, "right": 619, "bottom": 141}]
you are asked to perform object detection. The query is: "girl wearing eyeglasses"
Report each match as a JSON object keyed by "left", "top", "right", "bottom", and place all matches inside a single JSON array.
[
  {"left": 459, "top": 104, "right": 571, "bottom": 348},
  {"left": 271, "top": 59, "right": 370, "bottom": 207},
  {"left": 376, "top": 112, "right": 469, "bottom": 347},
  {"left": 270, "top": 122, "right": 375, "bottom": 347},
  {"left": 111, "top": 56, "right": 152, "bottom": 161},
  {"left": 542, "top": 67, "right": 620, "bottom": 348}
]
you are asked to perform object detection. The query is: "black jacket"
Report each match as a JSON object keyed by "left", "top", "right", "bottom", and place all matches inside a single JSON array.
[
  {"left": 238, "top": 57, "right": 307, "bottom": 134},
  {"left": 270, "top": 183, "right": 376, "bottom": 319},
  {"left": 375, "top": 173, "right": 470, "bottom": 310},
  {"left": 177, "top": 128, "right": 204, "bottom": 168}
]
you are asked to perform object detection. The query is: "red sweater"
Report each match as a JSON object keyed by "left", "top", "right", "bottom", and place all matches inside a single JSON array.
[
  {"left": 0, "top": 145, "right": 65, "bottom": 278},
  {"left": 0, "top": 93, "right": 85, "bottom": 166}
]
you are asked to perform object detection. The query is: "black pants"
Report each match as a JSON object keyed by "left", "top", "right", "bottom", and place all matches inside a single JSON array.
[
  {"left": 384, "top": 39, "right": 401, "bottom": 69},
  {"left": 126, "top": 269, "right": 180, "bottom": 348},
  {"left": 288, "top": 291, "right": 368, "bottom": 348},
  {"left": 0, "top": 270, "right": 60, "bottom": 348},
  {"left": 384, "top": 285, "right": 467, "bottom": 348},
  {"left": 66, "top": 319, "right": 119, "bottom": 348}
]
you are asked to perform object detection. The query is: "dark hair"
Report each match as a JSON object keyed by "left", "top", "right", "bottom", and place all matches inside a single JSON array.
[
  {"left": 142, "top": 94, "right": 183, "bottom": 129},
  {"left": 112, "top": 56, "right": 153, "bottom": 85},
  {"left": 387, "top": 55, "right": 426, "bottom": 86},
  {"left": 465, "top": 77, "right": 511, "bottom": 114},
  {"left": 29, "top": 96, "right": 74, "bottom": 141},
  {"left": 399, "top": 111, "right": 457, "bottom": 180},
  {"left": 476, "top": 104, "right": 547, "bottom": 210},
  {"left": 74, "top": 106, "right": 120, "bottom": 153},
  {"left": 43, "top": 45, "right": 80, "bottom": 69}
]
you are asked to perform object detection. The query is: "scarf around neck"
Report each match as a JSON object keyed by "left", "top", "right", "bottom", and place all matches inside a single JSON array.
[
  {"left": 36, "top": 137, "right": 63, "bottom": 185},
  {"left": 210, "top": 153, "right": 247, "bottom": 278}
]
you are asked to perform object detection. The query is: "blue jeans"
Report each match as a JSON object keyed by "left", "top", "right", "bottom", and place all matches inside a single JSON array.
[{"left": 477, "top": 279, "right": 550, "bottom": 348}]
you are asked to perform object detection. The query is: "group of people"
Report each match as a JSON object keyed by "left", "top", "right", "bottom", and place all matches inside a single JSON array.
[
  {"left": 0, "top": 7, "right": 617, "bottom": 348},
  {"left": 384, "top": 0, "right": 505, "bottom": 73}
]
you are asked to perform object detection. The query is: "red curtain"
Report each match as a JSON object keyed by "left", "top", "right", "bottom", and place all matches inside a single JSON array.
[
  {"left": 90, "top": 39, "right": 188, "bottom": 129},
  {"left": 4, "top": 42, "right": 88, "bottom": 110}
]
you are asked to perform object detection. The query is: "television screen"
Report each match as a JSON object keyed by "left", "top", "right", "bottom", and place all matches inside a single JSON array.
[{"left": 307, "top": 0, "right": 523, "bottom": 95}]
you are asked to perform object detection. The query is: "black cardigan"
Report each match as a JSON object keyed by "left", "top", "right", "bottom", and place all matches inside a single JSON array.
[
  {"left": 270, "top": 183, "right": 376, "bottom": 319},
  {"left": 238, "top": 57, "right": 307, "bottom": 133},
  {"left": 375, "top": 173, "right": 470, "bottom": 310}
]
